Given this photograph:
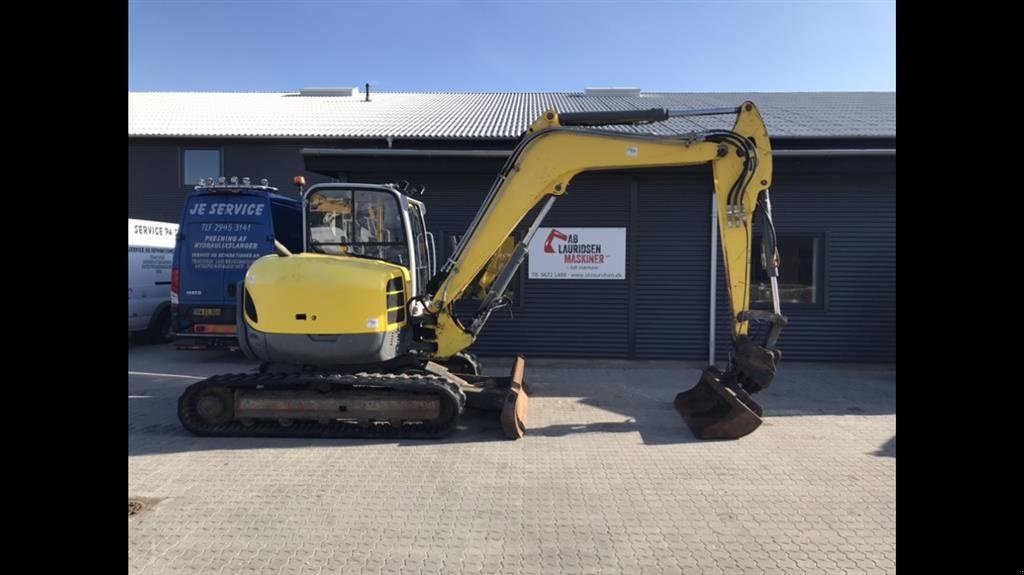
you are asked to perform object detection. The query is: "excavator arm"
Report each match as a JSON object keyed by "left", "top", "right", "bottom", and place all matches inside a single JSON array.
[{"left": 412, "top": 102, "right": 788, "bottom": 438}]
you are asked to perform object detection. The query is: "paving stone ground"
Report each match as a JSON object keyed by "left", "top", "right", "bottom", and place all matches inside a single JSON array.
[{"left": 129, "top": 342, "right": 895, "bottom": 574}]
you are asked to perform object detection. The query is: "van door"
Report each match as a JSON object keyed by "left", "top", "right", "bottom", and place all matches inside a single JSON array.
[
  {"left": 176, "top": 194, "right": 274, "bottom": 328},
  {"left": 128, "top": 219, "right": 177, "bottom": 334}
]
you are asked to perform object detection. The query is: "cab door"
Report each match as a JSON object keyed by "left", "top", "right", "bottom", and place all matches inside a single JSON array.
[{"left": 407, "top": 200, "right": 431, "bottom": 296}]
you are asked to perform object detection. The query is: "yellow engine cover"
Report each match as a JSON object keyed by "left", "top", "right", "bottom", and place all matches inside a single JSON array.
[{"left": 243, "top": 253, "right": 409, "bottom": 335}]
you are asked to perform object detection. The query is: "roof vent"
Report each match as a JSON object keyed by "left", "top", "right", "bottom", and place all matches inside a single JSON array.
[
  {"left": 299, "top": 87, "right": 358, "bottom": 97},
  {"left": 584, "top": 87, "right": 642, "bottom": 97}
]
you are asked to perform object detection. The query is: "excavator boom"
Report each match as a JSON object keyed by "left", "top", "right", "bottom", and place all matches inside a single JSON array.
[{"left": 412, "top": 102, "right": 787, "bottom": 439}]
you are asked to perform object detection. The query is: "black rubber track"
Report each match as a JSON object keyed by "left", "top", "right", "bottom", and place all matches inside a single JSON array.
[{"left": 178, "top": 371, "right": 466, "bottom": 439}]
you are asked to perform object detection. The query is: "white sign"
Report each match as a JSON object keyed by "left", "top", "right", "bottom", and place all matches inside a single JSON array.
[
  {"left": 128, "top": 218, "right": 178, "bottom": 249},
  {"left": 528, "top": 227, "right": 626, "bottom": 280},
  {"left": 128, "top": 219, "right": 177, "bottom": 310}
]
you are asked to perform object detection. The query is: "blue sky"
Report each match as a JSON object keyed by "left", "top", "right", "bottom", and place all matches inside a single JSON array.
[{"left": 128, "top": 1, "right": 895, "bottom": 93}]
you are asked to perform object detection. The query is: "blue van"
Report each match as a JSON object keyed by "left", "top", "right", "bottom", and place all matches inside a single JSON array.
[{"left": 172, "top": 178, "right": 302, "bottom": 350}]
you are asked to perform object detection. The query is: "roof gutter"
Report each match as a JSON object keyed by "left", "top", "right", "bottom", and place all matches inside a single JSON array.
[
  {"left": 774, "top": 148, "right": 895, "bottom": 157},
  {"left": 302, "top": 148, "right": 510, "bottom": 159},
  {"left": 302, "top": 147, "right": 895, "bottom": 159}
]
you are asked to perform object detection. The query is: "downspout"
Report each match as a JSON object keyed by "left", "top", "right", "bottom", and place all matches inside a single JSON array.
[{"left": 709, "top": 192, "right": 718, "bottom": 366}]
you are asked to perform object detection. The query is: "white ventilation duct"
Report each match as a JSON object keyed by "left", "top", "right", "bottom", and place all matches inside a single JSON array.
[
  {"left": 299, "top": 87, "right": 358, "bottom": 97},
  {"left": 583, "top": 87, "right": 642, "bottom": 97}
]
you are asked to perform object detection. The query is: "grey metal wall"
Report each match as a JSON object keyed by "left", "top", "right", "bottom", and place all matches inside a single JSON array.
[
  {"left": 128, "top": 143, "right": 181, "bottom": 220},
  {"left": 354, "top": 170, "right": 716, "bottom": 359},
  {"left": 357, "top": 165, "right": 896, "bottom": 363},
  {"left": 128, "top": 139, "right": 334, "bottom": 222},
  {"left": 357, "top": 172, "right": 640, "bottom": 358},
  {"left": 714, "top": 169, "right": 896, "bottom": 363},
  {"left": 631, "top": 173, "right": 714, "bottom": 359},
  {"left": 128, "top": 140, "right": 896, "bottom": 362}
]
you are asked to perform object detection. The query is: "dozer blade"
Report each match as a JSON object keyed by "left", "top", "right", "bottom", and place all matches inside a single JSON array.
[
  {"left": 675, "top": 368, "right": 763, "bottom": 440},
  {"left": 500, "top": 355, "right": 529, "bottom": 439}
]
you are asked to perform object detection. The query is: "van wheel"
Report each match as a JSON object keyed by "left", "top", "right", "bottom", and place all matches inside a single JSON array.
[{"left": 150, "top": 308, "right": 174, "bottom": 343}]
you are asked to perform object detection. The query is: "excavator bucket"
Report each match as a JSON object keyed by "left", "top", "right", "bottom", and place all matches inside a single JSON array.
[
  {"left": 675, "top": 368, "right": 764, "bottom": 439},
  {"left": 500, "top": 356, "right": 529, "bottom": 439}
]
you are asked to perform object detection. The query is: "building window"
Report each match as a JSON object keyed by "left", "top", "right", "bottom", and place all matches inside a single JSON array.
[
  {"left": 182, "top": 149, "right": 221, "bottom": 187},
  {"left": 751, "top": 236, "right": 820, "bottom": 305}
]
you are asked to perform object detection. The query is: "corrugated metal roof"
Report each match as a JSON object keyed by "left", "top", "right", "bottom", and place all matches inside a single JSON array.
[{"left": 128, "top": 91, "right": 895, "bottom": 139}]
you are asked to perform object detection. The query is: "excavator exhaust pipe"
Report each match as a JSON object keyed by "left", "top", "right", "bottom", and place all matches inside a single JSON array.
[{"left": 675, "top": 367, "right": 764, "bottom": 440}]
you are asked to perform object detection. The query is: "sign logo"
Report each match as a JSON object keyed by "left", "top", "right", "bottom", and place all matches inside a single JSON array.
[
  {"left": 188, "top": 201, "right": 265, "bottom": 217},
  {"left": 543, "top": 229, "right": 568, "bottom": 253}
]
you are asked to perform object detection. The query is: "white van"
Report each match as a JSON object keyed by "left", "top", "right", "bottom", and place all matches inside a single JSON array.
[{"left": 129, "top": 218, "right": 179, "bottom": 341}]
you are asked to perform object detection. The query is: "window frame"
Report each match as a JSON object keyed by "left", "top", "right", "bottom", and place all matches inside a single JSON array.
[
  {"left": 304, "top": 187, "right": 410, "bottom": 270},
  {"left": 748, "top": 232, "right": 825, "bottom": 311},
  {"left": 406, "top": 201, "right": 430, "bottom": 295},
  {"left": 181, "top": 148, "right": 223, "bottom": 189}
]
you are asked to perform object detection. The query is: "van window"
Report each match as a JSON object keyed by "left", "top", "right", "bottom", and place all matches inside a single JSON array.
[{"left": 271, "top": 200, "right": 302, "bottom": 253}]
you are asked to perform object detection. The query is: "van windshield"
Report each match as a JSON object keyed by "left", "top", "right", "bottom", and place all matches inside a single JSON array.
[{"left": 307, "top": 188, "right": 408, "bottom": 266}]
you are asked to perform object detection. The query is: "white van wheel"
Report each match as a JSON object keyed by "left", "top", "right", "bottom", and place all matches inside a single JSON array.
[{"left": 151, "top": 308, "right": 174, "bottom": 343}]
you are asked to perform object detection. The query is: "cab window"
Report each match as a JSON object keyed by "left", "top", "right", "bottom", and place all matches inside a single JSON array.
[{"left": 307, "top": 188, "right": 408, "bottom": 267}]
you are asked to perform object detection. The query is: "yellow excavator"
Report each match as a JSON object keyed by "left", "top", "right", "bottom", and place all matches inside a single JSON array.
[{"left": 178, "top": 102, "right": 788, "bottom": 440}]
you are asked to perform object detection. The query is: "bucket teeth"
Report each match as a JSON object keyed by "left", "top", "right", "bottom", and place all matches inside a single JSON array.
[{"left": 675, "top": 368, "right": 763, "bottom": 439}]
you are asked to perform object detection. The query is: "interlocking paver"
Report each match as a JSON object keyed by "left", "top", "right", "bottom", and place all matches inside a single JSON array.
[{"left": 130, "top": 348, "right": 895, "bottom": 574}]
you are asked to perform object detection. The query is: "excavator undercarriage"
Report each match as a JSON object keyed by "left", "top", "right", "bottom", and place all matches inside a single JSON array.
[{"left": 178, "top": 356, "right": 529, "bottom": 439}]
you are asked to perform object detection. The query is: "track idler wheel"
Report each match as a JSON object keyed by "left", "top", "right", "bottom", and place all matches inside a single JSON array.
[
  {"left": 195, "top": 387, "right": 234, "bottom": 425},
  {"left": 674, "top": 368, "right": 763, "bottom": 439},
  {"left": 500, "top": 355, "right": 529, "bottom": 440}
]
